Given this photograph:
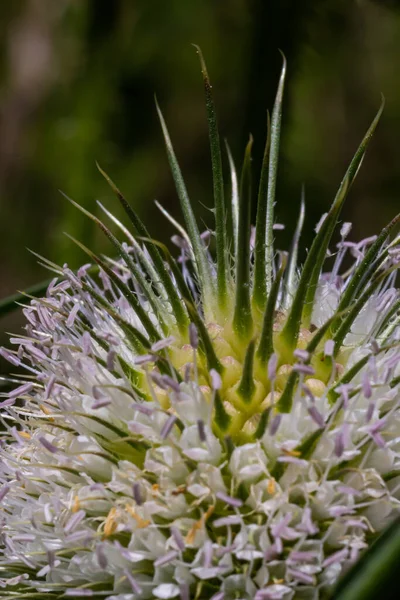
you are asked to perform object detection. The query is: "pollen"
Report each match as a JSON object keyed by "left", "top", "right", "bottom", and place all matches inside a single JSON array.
[
  {"left": 103, "top": 507, "right": 118, "bottom": 538},
  {"left": 267, "top": 478, "right": 276, "bottom": 495},
  {"left": 72, "top": 496, "right": 81, "bottom": 513},
  {"left": 125, "top": 504, "right": 150, "bottom": 528}
]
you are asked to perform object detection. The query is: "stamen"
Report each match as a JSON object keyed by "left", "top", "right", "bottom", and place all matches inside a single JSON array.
[
  {"left": 216, "top": 491, "right": 243, "bottom": 508},
  {"left": 210, "top": 368, "right": 222, "bottom": 390},
  {"left": 160, "top": 415, "right": 177, "bottom": 439},
  {"left": 197, "top": 419, "right": 207, "bottom": 442},
  {"left": 189, "top": 323, "right": 199, "bottom": 349},
  {"left": 154, "top": 550, "right": 179, "bottom": 567}
]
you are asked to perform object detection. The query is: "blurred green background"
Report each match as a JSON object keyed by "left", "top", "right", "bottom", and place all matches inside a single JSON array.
[{"left": 1, "top": 0, "right": 400, "bottom": 360}]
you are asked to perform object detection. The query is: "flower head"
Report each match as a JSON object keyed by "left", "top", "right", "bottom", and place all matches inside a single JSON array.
[{"left": 0, "top": 50, "right": 399, "bottom": 600}]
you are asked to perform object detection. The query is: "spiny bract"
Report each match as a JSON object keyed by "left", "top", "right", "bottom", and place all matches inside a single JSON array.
[{"left": 0, "top": 50, "right": 400, "bottom": 600}]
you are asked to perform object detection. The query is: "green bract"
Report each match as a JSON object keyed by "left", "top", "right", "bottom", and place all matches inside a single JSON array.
[{"left": 0, "top": 50, "right": 399, "bottom": 600}]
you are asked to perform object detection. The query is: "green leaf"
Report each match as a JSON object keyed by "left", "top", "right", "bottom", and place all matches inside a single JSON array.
[
  {"left": 257, "top": 253, "right": 287, "bottom": 363},
  {"left": 139, "top": 236, "right": 223, "bottom": 376},
  {"left": 99, "top": 200, "right": 170, "bottom": 303},
  {"left": 282, "top": 189, "right": 305, "bottom": 310},
  {"left": 280, "top": 98, "right": 385, "bottom": 354},
  {"left": 156, "top": 100, "right": 215, "bottom": 315},
  {"left": 275, "top": 367, "right": 298, "bottom": 414},
  {"left": 79, "top": 280, "right": 150, "bottom": 353},
  {"left": 253, "top": 111, "right": 271, "bottom": 311},
  {"left": 154, "top": 200, "right": 194, "bottom": 264},
  {"left": 302, "top": 97, "right": 385, "bottom": 328},
  {"left": 62, "top": 193, "right": 178, "bottom": 335},
  {"left": 330, "top": 213, "right": 400, "bottom": 336},
  {"left": 333, "top": 263, "right": 399, "bottom": 356},
  {"left": 194, "top": 45, "right": 229, "bottom": 311},
  {"left": 327, "top": 340, "right": 400, "bottom": 406},
  {"left": 225, "top": 141, "right": 239, "bottom": 260},
  {"left": 96, "top": 163, "right": 188, "bottom": 328},
  {"left": 237, "top": 339, "right": 256, "bottom": 402},
  {"left": 327, "top": 355, "right": 369, "bottom": 405},
  {"left": 332, "top": 516, "right": 400, "bottom": 600},
  {"left": 65, "top": 234, "right": 160, "bottom": 343},
  {"left": 277, "top": 311, "right": 345, "bottom": 413},
  {"left": 379, "top": 304, "right": 400, "bottom": 340},
  {"left": 214, "top": 391, "right": 231, "bottom": 432},
  {"left": 390, "top": 374, "right": 400, "bottom": 389},
  {"left": 233, "top": 136, "right": 253, "bottom": 340},
  {"left": 185, "top": 300, "right": 223, "bottom": 375},
  {"left": 296, "top": 427, "right": 324, "bottom": 460},
  {"left": 265, "top": 53, "right": 286, "bottom": 296},
  {"left": 254, "top": 407, "right": 272, "bottom": 439}
]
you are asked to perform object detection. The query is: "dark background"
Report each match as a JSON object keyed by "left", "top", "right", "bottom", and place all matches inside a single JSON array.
[{"left": 1, "top": 0, "right": 400, "bottom": 361}]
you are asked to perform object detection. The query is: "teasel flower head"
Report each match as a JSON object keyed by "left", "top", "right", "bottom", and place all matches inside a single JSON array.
[{"left": 1, "top": 49, "right": 400, "bottom": 600}]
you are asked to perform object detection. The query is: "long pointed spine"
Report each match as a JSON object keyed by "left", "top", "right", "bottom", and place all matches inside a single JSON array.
[
  {"left": 237, "top": 339, "right": 256, "bottom": 402},
  {"left": 253, "top": 112, "right": 271, "bottom": 311},
  {"left": 265, "top": 54, "right": 286, "bottom": 296},
  {"left": 63, "top": 194, "right": 177, "bottom": 335},
  {"left": 330, "top": 213, "right": 400, "bottom": 336},
  {"left": 225, "top": 141, "right": 239, "bottom": 259},
  {"left": 279, "top": 99, "right": 384, "bottom": 357},
  {"left": 65, "top": 234, "right": 160, "bottom": 343},
  {"left": 233, "top": 137, "right": 253, "bottom": 340},
  {"left": 96, "top": 164, "right": 189, "bottom": 331},
  {"left": 282, "top": 189, "right": 305, "bottom": 310},
  {"left": 195, "top": 46, "right": 229, "bottom": 312},
  {"left": 301, "top": 98, "right": 385, "bottom": 327},
  {"left": 142, "top": 237, "right": 223, "bottom": 376},
  {"left": 332, "top": 267, "right": 398, "bottom": 356},
  {"left": 257, "top": 254, "right": 287, "bottom": 363},
  {"left": 276, "top": 312, "right": 345, "bottom": 413},
  {"left": 156, "top": 101, "right": 215, "bottom": 315}
]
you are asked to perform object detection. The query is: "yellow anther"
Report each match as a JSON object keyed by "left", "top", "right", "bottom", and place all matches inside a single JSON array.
[
  {"left": 204, "top": 505, "right": 214, "bottom": 521},
  {"left": 19, "top": 431, "right": 31, "bottom": 440},
  {"left": 125, "top": 504, "right": 150, "bottom": 528},
  {"left": 282, "top": 448, "right": 301, "bottom": 457},
  {"left": 185, "top": 520, "right": 201, "bottom": 545},
  {"left": 39, "top": 404, "right": 54, "bottom": 422},
  {"left": 171, "top": 485, "right": 186, "bottom": 496},
  {"left": 185, "top": 505, "right": 214, "bottom": 545},
  {"left": 103, "top": 507, "right": 118, "bottom": 538},
  {"left": 72, "top": 496, "right": 80, "bottom": 513},
  {"left": 267, "top": 478, "right": 276, "bottom": 495}
]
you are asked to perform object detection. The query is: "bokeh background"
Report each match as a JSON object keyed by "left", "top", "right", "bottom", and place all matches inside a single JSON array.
[{"left": 1, "top": 0, "right": 400, "bottom": 368}]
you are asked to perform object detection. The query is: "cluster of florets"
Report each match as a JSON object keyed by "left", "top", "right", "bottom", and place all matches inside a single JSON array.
[{"left": 0, "top": 50, "right": 399, "bottom": 599}]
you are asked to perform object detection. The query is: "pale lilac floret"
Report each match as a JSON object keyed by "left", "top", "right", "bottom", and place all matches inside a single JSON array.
[{"left": 0, "top": 73, "right": 399, "bottom": 600}]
